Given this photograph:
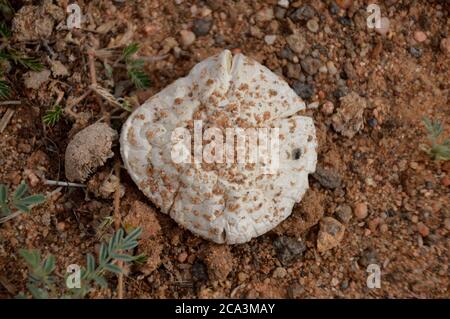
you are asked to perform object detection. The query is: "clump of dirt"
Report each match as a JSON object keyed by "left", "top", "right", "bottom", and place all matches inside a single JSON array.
[
  {"left": 12, "top": 0, "right": 64, "bottom": 41},
  {"left": 202, "top": 244, "right": 234, "bottom": 282},
  {"left": 87, "top": 171, "right": 124, "bottom": 199},
  {"left": 123, "top": 200, "right": 163, "bottom": 275},
  {"left": 331, "top": 92, "right": 368, "bottom": 138},
  {"left": 275, "top": 188, "right": 325, "bottom": 236}
]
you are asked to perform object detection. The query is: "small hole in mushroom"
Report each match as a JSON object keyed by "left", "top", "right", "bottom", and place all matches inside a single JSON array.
[
  {"left": 221, "top": 229, "right": 227, "bottom": 242},
  {"left": 292, "top": 148, "right": 302, "bottom": 160}
]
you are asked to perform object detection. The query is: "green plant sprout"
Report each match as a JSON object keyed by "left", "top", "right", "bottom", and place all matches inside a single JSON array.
[
  {"left": 0, "top": 181, "right": 46, "bottom": 224},
  {"left": 19, "top": 227, "right": 143, "bottom": 299},
  {"left": 42, "top": 104, "right": 63, "bottom": 126},
  {"left": 421, "top": 117, "right": 450, "bottom": 161},
  {"left": 0, "top": 21, "right": 44, "bottom": 99},
  {"left": 121, "top": 43, "right": 150, "bottom": 90}
]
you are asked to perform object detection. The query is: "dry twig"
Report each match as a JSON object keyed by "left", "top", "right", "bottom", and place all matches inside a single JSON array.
[
  {"left": 0, "top": 108, "right": 15, "bottom": 134},
  {"left": 113, "top": 158, "right": 123, "bottom": 298}
]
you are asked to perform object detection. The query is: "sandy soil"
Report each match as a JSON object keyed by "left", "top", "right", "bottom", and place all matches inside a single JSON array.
[{"left": 0, "top": 0, "right": 448, "bottom": 299}]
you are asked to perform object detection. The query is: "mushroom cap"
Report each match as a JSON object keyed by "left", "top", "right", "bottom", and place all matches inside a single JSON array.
[
  {"left": 65, "top": 122, "right": 118, "bottom": 182},
  {"left": 121, "top": 50, "right": 317, "bottom": 244}
]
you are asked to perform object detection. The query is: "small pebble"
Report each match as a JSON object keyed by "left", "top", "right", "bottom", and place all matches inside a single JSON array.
[
  {"left": 409, "top": 47, "right": 422, "bottom": 58},
  {"left": 368, "top": 218, "right": 381, "bottom": 232},
  {"left": 358, "top": 248, "right": 379, "bottom": 267},
  {"left": 278, "top": 0, "right": 289, "bottom": 8},
  {"left": 317, "top": 217, "right": 345, "bottom": 253},
  {"left": 290, "top": 5, "right": 315, "bottom": 22},
  {"left": 333, "top": 86, "right": 348, "bottom": 99},
  {"left": 306, "top": 19, "right": 319, "bottom": 33},
  {"left": 286, "top": 33, "right": 306, "bottom": 54},
  {"left": 329, "top": 2, "right": 340, "bottom": 15},
  {"left": 284, "top": 63, "right": 302, "bottom": 79},
  {"left": 179, "top": 30, "right": 196, "bottom": 47},
  {"left": 273, "top": 236, "right": 306, "bottom": 265},
  {"left": 191, "top": 261, "right": 208, "bottom": 281},
  {"left": 414, "top": 30, "right": 427, "bottom": 43},
  {"left": 417, "top": 222, "right": 430, "bottom": 237},
  {"left": 238, "top": 272, "right": 248, "bottom": 282},
  {"left": 300, "top": 56, "right": 321, "bottom": 75},
  {"left": 319, "top": 65, "right": 328, "bottom": 73},
  {"left": 56, "top": 222, "right": 66, "bottom": 232},
  {"left": 335, "top": 204, "right": 352, "bottom": 224},
  {"left": 368, "top": 118, "right": 377, "bottom": 127},
  {"left": 331, "top": 277, "right": 339, "bottom": 287},
  {"left": 279, "top": 46, "right": 296, "bottom": 61},
  {"left": 312, "top": 167, "right": 342, "bottom": 189},
  {"left": 255, "top": 7, "right": 274, "bottom": 22},
  {"left": 326, "top": 61, "right": 338, "bottom": 75},
  {"left": 307, "top": 101, "right": 319, "bottom": 109},
  {"left": 338, "top": 16, "right": 352, "bottom": 26},
  {"left": 264, "top": 34, "right": 277, "bottom": 46},
  {"left": 292, "top": 82, "right": 314, "bottom": 100},
  {"left": 354, "top": 202, "right": 368, "bottom": 220},
  {"left": 192, "top": 19, "right": 212, "bottom": 37},
  {"left": 272, "top": 267, "right": 287, "bottom": 278},
  {"left": 274, "top": 6, "right": 287, "bottom": 20},
  {"left": 321, "top": 101, "right": 334, "bottom": 115},
  {"left": 178, "top": 252, "right": 188, "bottom": 263}
]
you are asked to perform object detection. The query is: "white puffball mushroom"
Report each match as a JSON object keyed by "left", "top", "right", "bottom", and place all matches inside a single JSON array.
[
  {"left": 121, "top": 50, "right": 317, "bottom": 244},
  {"left": 65, "top": 122, "right": 118, "bottom": 182}
]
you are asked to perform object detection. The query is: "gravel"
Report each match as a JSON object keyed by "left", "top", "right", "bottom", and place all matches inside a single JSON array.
[
  {"left": 326, "top": 61, "right": 338, "bottom": 75},
  {"left": 264, "top": 34, "right": 277, "bottom": 45},
  {"left": 335, "top": 204, "right": 353, "bottom": 224},
  {"left": 306, "top": 19, "right": 319, "bottom": 33},
  {"left": 317, "top": 217, "right": 345, "bottom": 253},
  {"left": 277, "top": 0, "right": 289, "bottom": 9},
  {"left": 192, "top": 19, "right": 213, "bottom": 36},
  {"left": 300, "top": 56, "right": 321, "bottom": 75},
  {"left": 290, "top": 5, "right": 315, "bottom": 22},
  {"left": 274, "top": 6, "right": 287, "bottom": 20},
  {"left": 354, "top": 202, "right": 368, "bottom": 220},
  {"left": 338, "top": 16, "right": 352, "bottom": 26},
  {"left": 179, "top": 30, "right": 196, "bottom": 46},
  {"left": 284, "top": 63, "right": 302, "bottom": 79},
  {"left": 286, "top": 33, "right": 306, "bottom": 55},
  {"left": 358, "top": 248, "right": 379, "bottom": 268},
  {"left": 279, "top": 46, "right": 296, "bottom": 61},
  {"left": 292, "top": 81, "right": 314, "bottom": 100},
  {"left": 273, "top": 236, "right": 306, "bottom": 266},
  {"left": 409, "top": 47, "right": 423, "bottom": 58},
  {"left": 312, "top": 166, "right": 342, "bottom": 189},
  {"left": 192, "top": 261, "right": 209, "bottom": 282}
]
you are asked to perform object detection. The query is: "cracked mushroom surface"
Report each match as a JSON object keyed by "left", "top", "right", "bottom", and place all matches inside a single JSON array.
[{"left": 121, "top": 50, "right": 317, "bottom": 244}]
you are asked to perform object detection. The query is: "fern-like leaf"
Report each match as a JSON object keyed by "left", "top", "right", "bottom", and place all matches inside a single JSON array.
[
  {"left": 0, "top": 79, "right": 10, "bottom": 99},
  {"left": 1, "top": 49, "right": 44, "bottom": 71},
  {"left": 43, "top": 104, "right": 63, "bottom": 126},
  {"left": 0, "top": 21, "right": 11, "bottom": 38},
  {"left": 128, "top": 68, "right": 150, "bottom": 89},
  {"left": 122, "top": 43, "right": 140, "bottom": 61}
]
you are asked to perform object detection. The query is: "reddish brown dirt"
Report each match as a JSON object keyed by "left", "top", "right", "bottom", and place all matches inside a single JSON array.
[{"left": 0, "top": 0, "right": 448, "bottom": 298}]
